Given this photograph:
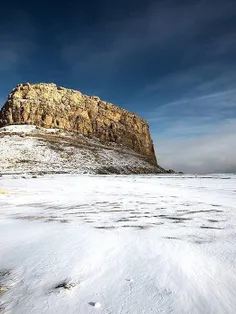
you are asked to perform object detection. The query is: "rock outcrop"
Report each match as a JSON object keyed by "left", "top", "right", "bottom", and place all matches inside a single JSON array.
[{"left": 0, "top": 83, "right": 158, "bottom": 168}]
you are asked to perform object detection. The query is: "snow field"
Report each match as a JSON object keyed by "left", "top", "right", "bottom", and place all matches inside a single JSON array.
[{"left": 0, "top": 174, "right": 236, "bottom": 313}]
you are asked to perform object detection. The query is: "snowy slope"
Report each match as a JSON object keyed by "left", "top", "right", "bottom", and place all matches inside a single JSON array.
[
  {"left": 0, "top": 174, "right": 236, "bottom": 313},
  {"left": 0, "top": 125, "right": 162, "bottom": 174}
]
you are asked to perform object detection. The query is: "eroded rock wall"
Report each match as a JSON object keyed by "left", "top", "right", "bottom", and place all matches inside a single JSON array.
[{"left": 0, "top": 83, "right": 157, "bottom": 165}]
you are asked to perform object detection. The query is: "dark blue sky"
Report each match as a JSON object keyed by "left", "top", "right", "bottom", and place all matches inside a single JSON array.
[{"left": 1, "top": 0, "right": 236, "bottom": 172}]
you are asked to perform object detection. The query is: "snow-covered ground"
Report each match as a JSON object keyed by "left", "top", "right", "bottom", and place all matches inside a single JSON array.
[
  {"left": 0, "top": 174, "right": 236, "bottom": 313},
  {"left": 0, "top": 125, "right": 159, "bottom": 174}
]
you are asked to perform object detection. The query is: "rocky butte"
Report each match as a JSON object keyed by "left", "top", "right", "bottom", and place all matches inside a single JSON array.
[{"left": 0, "top": 83, "right": 166, "bottom": 174}]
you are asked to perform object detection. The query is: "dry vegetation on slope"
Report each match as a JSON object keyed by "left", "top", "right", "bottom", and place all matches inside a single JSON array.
[{"left": 0, "top": 125, "right": 165, "bottom": 174}]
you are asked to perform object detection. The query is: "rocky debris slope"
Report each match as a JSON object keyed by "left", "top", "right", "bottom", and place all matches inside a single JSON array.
[
  {"left": 0, "top": 83, "right": 157, "bottom": 166},
  {"left": 0, "top": 125, "right": 165, "bottom": 174}
]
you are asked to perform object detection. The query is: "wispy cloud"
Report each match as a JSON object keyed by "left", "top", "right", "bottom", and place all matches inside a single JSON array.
[
  {"left": 154, "top": 119, "right": 236, "bottom": 174},
  {"left": 146, "top": 87, "right": 236, "bottom": 173},
  {"left": 144, "top": 62, "right": 236, "bottom": 97},
  {"left": 60, "top": 0, "right": 236, "bottom": 73}
]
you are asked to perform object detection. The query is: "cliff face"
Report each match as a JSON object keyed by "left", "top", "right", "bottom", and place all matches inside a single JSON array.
[{"left": 0, "top": 83, "right": 157, "bottom": 166}]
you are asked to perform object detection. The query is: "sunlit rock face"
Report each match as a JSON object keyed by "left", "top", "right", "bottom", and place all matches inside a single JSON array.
[{"left": 0, "top": 83, "right": 157, "bottom": 166}]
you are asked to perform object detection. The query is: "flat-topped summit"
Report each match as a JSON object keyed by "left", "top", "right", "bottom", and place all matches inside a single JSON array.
[{"left": 0, "top": 82, "right": 157, "bottom": 166}]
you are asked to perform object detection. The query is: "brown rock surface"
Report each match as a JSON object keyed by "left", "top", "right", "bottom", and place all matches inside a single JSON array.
[{"left": 0, "top": 83, "right": 157, "bottom": 166}]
